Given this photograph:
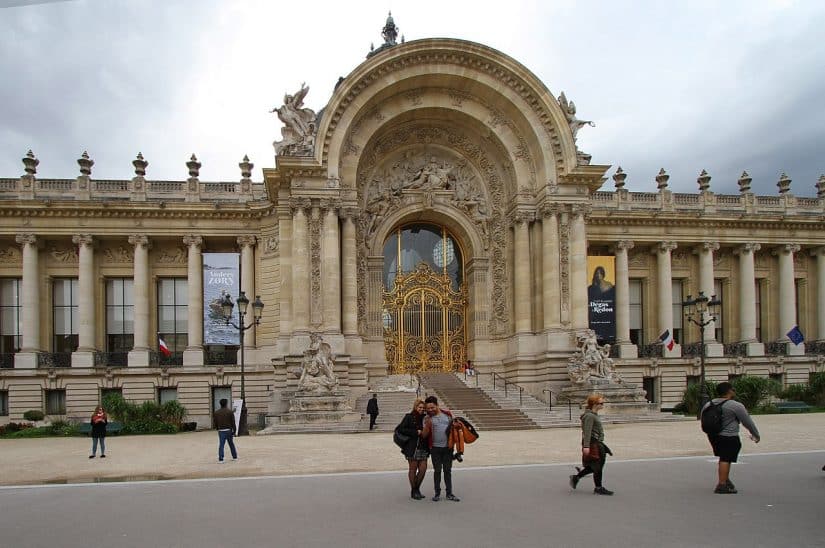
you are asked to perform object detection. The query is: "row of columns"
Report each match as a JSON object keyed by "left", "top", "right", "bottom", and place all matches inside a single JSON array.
[
  {"left": 612, "top": 240, "right": 825, "bottom": 357},
  {"left": 12, "top": 233, "right": 257, "bottom": 368},
  {"left": 279, "top": 200, "right": 358, "bottom": 352}
]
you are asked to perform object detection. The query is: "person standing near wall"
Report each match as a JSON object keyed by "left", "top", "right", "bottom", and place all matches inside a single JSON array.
[
  {"left": 214, "top": 398, "right": 238, "bottom": 463},
  {"left": 89, "top": 406, "right": 107, "bottom": 459},
  {"left": 367, "top": 393, "right": 380, "bottom": 430}
]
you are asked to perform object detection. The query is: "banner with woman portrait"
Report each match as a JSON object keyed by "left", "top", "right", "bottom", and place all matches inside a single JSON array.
[{"left": 587, "top": 256, "right": 616, "bottom": 344}]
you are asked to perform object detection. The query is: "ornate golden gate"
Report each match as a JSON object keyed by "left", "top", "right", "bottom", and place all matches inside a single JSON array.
[{"left": 383, "top": 262, "right": 467, "bottom": 373}]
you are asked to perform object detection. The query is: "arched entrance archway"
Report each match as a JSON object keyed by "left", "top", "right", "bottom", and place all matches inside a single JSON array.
[{"left": 382, "top": 223, "right": 467, "bottom": 373}]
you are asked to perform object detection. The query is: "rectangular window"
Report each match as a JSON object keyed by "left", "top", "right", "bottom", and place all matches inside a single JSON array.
[
  {"left": 53, "top": 278, "right": 79, "bottom": 353},
  {"left": 754, "top": 280, "right": 762, "bottom": 342},
  {"left": 158, "top": 387, "right": 178, "bottom": 404},
  {"left": 0, "top": 278, "right": 22, "bottom": 368},
  {"left": 672, "top": 279, "right": 684, "bottom": 344},
  {"left": 642, "top": 377, "right": 657, "bottom": 403},
  {"left": 45, "top": 389, "right": 66, "bottom": 415},
  {"left": 629, "top": 279, "right": 643, "bottom": 345},
  {"left": 686, "top": 375, "right": 700, "bottom": 388},
  {"left": 713, "top": 279, "right": 724, "bottom": 343},
  {"left": 0, "top": 390, "right": 8, "bottom": 416},
  {"left": 157, "top": 278, "right": 188, "bottom": 356},
  {"left": 106, "top": 279, "right": 134, "bottom": 353}
]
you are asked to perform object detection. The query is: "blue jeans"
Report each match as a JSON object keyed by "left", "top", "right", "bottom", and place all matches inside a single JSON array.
[
  {"left": 218, "top": 430, "right": 237, "bottom": 461},
  {"left": 91, "top": 436, "right": 106, "bottom": 456}
]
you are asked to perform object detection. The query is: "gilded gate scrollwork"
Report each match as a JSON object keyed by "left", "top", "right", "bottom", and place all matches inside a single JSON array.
[{"left": 383, "top": 262, "right": 467, "bottom": 373}]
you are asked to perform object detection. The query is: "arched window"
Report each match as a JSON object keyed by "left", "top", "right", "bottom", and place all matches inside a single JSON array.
[{"left": 383, "top": 224, "right": 463, "bottom": 290}]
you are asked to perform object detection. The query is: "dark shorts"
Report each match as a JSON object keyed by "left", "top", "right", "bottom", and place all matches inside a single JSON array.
[{"left": 709, "top": 435, "right": 742, "bottom": 463}]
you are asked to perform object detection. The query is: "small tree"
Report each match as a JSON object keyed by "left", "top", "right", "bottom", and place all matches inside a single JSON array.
[
  {"left": 731, "top": 375, "right": 781, "bottom": 411},
  {"left": 679, "top": 380, "right": 718, "bottom": 416},
  {"left": 23, "top": 409, "right": 45, "bottom": 422}
]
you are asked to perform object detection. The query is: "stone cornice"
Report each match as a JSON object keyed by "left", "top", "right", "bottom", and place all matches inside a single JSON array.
[{"left": 0, "top": 202, "right": 274, "bottom": 221}]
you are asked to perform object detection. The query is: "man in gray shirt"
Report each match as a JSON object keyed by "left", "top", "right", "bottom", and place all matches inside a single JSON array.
[
  {"left": 700, "top": 382, "right": 760, "bottom": 494},
  {"left": 423, "top": 396, "right": 460, "bottom": 502}
]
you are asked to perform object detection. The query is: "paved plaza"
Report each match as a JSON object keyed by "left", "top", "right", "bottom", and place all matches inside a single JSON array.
[{"left": 0, "top": 415, "right": 823, "bottom": 547}]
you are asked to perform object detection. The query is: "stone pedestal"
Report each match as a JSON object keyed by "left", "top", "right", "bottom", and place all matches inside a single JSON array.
[
  {"left": 561, "top": 378, "right": 657, "bottom": 416},
  {"left": 279, "top": 392, "right": 361, "bottom": 424}
]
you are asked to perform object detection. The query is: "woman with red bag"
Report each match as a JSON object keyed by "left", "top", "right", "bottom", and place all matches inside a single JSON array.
[
  {"left": 569, "top": 394, "right": 613, "bottom": 495},
  {"left": 89, "top": 406, "right": 108, "bottom": 459}
]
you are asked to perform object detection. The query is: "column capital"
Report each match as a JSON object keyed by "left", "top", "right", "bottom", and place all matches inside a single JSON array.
[
  {"left": 511, "top": 210, "right": 535, "bottom": 226},
  {"left": 654, "top": 241, "right": 677, "bottom": 254},
  {"left": 694, "top": 241, "right": 720, "bottom": 254},
  {"left": 72, "top": 234, "right": 94, "bottom": 247},
  {"left": 539, "top": 202, "right": 562, "bottom": 218},
  {"left": 570, "top": 203, "right": 592, "bottom": 218},
  {"left": 772, "top": 243, "right": 800, "bottom": 256},
  {"left": 183, "top": 234, "right": 203, "bottom": 249},
  {"left": 290, "top": 197, "right": 311, "bottom": 213},
  {"left": 734, "top": 242, "right": 761, "bottom": 255},
  {"left": 320, "top": 199, "right": 341, "bottom": 215},
  {"left": 236, "top": 235, "right": 257, "bottom": 249},
  {"left": 340, "top": 207, "right": 360, "bottom": 220},
  {"left": 127, "top": 234, "right": 151, "bottom": 249},
  {"left": 615, "top": 240, "right": 635, "bottom": 252},
  {"left": 15, "top": 233, "right": 37, "bottom": 246}
]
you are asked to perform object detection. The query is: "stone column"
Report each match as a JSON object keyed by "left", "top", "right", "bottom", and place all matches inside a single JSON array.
[
  {"left": 734, "top": 243, "right": 764, "bottom": 356},
  {"left": 614, "top": 240, "right": 637, "bottom": 358},
  {"left": 513, "top": 211, "right": 532, "bottom": 334},
  {"left": 183, "top": 235, "right": 204, "bottom": 366},
  {"left": 540, "top": 204, "right": 561, "bottom": 331},
  {"left": 569, "top": 206, "right": 589, "bottom": 329},
  {"left": 774, "top": 243, "right": 804, "bottom": 355},
  {"left": 70, "top": 235, "right": 96, "bottom": 366},
  {"left": 237, "top": 235, "right": 257, "bottom": 350},
  {"left": 15, "top": 234, "right": 39, "bottom": 368},
  {"left": 277, "top": 209, "right": 293, "bottom": 354},
  {"left": 127, "top": 235, "right": 151, "bottom": 366},
  {"left": 655, "top": 241, "right": 680, "bottom": 357},
  {"left": 695, "top": 241, "right": 723, "bottom": 357},
  {"left": 321, "top": 202, "right": 341, "bottom": 334},
  {"left": 341, "top": 210, "right": 359, "bottom": 348},
  {"left": 813, "top": 247, "right": 825, "bottom": 342},
  {"left": 292, "top": 199, "right": 310, "bottom": 334}
]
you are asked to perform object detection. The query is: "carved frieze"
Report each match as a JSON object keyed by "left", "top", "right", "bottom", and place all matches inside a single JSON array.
[
  {"left": 157, "top": 246, "right": 187, "bottom": 264},
  {"left": 263, "top": 226, "right": 280, "bottom": 257},
  {"left": 102, "top": 246, "right": 135, "bottom": 263},
  {"left": 49, "top": 245, "right": 78, "bottom": 263}
]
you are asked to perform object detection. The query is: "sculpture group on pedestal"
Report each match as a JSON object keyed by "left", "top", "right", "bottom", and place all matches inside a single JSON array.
[
  {"left": 295, "top": 333, "right": 338, "bottom": 394},
  {"left": 568, "top": 330, "right": 624, "bottom": 386},
  {"left": 271, "top": 83, "right": 317, "bottom": 157}
]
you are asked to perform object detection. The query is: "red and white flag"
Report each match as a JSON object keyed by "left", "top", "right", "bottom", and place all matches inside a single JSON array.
[
  {"left": 658, "top": 329, "right": 675, "bottom": 351},
  {"left": 158, "top": 337, "right": 172, "bottom": 357}
]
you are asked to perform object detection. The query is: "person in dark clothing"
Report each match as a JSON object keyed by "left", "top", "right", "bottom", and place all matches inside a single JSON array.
[
  {"left": 367, "top": 393, "right": 379, "bottom": 430},
  {"left": 397, "top": 398, "right": 429, "bottom": 499},
  {"left": 569, "top": 393, "right": 614, "bottom": 495},
  {"left": 214, "top": 398, "right": 237, "bottom": 462},
  {"left": 89, "top": 406, "right": 107, "bottom": 459}
]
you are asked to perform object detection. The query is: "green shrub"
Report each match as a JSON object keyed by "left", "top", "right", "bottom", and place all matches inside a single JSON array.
[
  {"left": 679, "top": 380, "right": 718, "bottom": 416},
  {"left": 809, "top": 372, "right": 825, "bottom": 406},
  {"left": 731, "top": 375, "right": 782, "bottom": 411},
  {"left": 100, "top": 393, "right": 187, "bottom": 434},
  {"left": 780, "top": 383, "right": 812, "bottom": 403},
  {"left": 23, "top": 409, "right": 45, "bottom": 422},
  {"left": 0, "top": 422, "right": 34, "bottom": 436}
]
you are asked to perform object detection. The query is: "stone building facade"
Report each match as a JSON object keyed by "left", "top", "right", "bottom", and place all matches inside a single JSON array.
[{"left": 1, "top": 34, "right": 823, "bottom": 426}]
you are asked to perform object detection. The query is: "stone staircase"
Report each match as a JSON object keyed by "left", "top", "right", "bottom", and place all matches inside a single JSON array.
[
  {"left": 455, "top": 373, "right": 692, "bottom": 427},
  {"left": 419, "top": 372, "right": 540, "bottom": 430}
]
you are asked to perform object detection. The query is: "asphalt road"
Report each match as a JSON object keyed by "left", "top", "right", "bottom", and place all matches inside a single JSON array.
[{"left": 1, "top": 451, "right": 823, "bottom": 548}]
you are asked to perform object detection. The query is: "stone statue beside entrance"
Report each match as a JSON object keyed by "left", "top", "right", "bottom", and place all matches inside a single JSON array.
[
  {"left": 568, "top": 330, "right": 623, "bottom": 385},
  {"left": 296, "top": 333, "right": 338, "bottom": 393}
]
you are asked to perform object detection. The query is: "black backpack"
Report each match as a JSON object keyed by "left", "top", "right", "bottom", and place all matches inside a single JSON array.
[{"left": 700, "top": 400, "right": 728, "bottom": 435}]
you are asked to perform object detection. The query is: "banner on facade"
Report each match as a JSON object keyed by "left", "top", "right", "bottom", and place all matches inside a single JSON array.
[
  {"left": 203, "top": 252, "right": 240, "bottom": 345},
  {"left": 587, "top": 255, "right": 616, "bottom": 344}
]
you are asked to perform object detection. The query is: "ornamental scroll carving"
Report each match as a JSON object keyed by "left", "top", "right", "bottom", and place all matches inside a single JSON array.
[{"left": 355, "top": 126, "right": 510, "bottom": 335}]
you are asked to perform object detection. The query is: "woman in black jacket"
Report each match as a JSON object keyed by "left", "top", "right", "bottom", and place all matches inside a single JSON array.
[
  {"left": 89, "top": 406, "right": 108, "bottom": 458},
  {"left": 397, "top": 398, "right": 429, "bottom": 500}
]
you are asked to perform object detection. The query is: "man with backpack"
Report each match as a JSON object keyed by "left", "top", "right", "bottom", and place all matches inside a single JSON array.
[{"left": 700, "top": 382, "right": 761, "bottom": 494}]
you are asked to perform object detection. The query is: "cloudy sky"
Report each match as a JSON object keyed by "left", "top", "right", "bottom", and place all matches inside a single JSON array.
[{"left": 1, "top": 0, "right": 823, "bottom": 196}]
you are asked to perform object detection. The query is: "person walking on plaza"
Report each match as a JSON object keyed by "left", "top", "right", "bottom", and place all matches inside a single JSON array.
[
  {"left": 569, "top": 393, "right": 614, "bottom": 495},
  {"left": 397, "top": 398, "right": 430, "bottom": 500},
  {"left": 422, "top": 395, "right": 460, "bottom": 502},
  {"left": 367, "top": 393, "right": 380, "bottom": 430},
  {"left": 700, "top": 382, "right": 760, "bottom": 494},
  {"left": 89, "top": 406, "right": 108, "bottom": 459},
  {"left": 214, "top": 398, "right": 237, "bottom": 463}
]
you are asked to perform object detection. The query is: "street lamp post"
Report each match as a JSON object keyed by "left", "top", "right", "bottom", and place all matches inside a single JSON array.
[
  {"left": 683, "top": 290, "right": 721, "bottom": 414},
  {"left": 221, "top": 291, "right": 264, "bottom": 436}
]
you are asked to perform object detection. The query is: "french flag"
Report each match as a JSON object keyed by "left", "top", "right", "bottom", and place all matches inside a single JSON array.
[
  {"left": 158, "top": 337, "right": 172, "bottom": 357},
  {"left": 658, "top": 329, "right": 675, "bottom": 351}
]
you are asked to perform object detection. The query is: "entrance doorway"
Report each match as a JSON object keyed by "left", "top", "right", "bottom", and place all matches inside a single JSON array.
[{"left": 382, "top": 224, "right": 467, "bottom": 373}]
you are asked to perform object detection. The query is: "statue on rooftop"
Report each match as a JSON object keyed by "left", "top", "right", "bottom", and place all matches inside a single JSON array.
[
  {"left": 558, "top": 92, "right": 595, "bottom": 141},
  {"left": 271, "top": 83, "right": 317, "bottom": 156}
]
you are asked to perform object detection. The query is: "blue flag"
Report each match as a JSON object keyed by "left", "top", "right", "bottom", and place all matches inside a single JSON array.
[{"left": 786, "top": 325, "right": 804, "bottom": 345}]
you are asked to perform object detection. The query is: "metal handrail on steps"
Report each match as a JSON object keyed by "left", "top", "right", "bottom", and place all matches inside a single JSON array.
[
  {"left": 542, "top": 389, "right": 553, "bottom": 413},
  {"left": 491, "top": 372, "right": 525, "bottom": 406}
]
